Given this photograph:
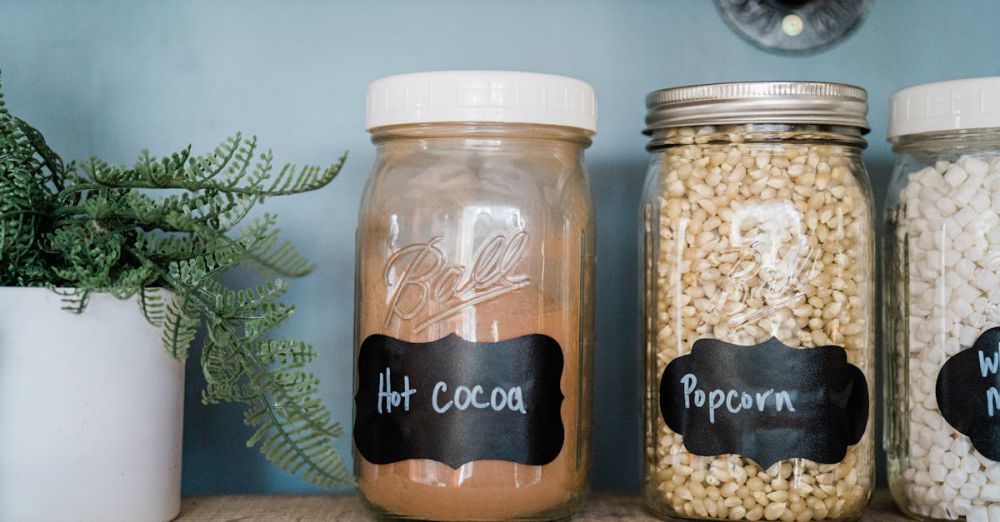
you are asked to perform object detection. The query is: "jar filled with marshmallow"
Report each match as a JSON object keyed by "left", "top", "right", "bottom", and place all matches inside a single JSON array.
[
  {"left": 886, "top": 77, "right": 1000, "bottom": 522},
  {"left": 641, "top": 82, "right": 876, "bottom": 522}
]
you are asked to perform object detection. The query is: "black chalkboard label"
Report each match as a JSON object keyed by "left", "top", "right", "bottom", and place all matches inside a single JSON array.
[
  {"left": 659, "top": 337, "right": 869, "bottom": 468},
  {"left": 354, "top": 333, "right": 565, "bottom": 468},
  {"left": 937, "top": 327, "right": 1000, "bottom": 461}
]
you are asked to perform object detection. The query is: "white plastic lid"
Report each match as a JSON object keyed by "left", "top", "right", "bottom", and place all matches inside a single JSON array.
[
  {"left": 365, "top": 71, "right": 597, "bottom": 133},
  {"left": 889, "top": 77, "right": 1000, "bottom": 140}
]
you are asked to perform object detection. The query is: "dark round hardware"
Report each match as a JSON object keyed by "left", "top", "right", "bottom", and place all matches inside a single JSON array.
[{"left": 715, "top": 0, "right": 871, "bottom": 54}]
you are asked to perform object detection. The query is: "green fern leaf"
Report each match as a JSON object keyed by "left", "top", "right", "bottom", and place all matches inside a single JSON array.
[
  {"left": 139, "top": 287, "right": 167, "bottom": 327},
  {"left": 162, "top": 296, "right": 199, "bottom": 360},
  {"left": 52, "top": 287, "right": 90, "bottom": 314},
  {"left": 264, "top": 152, "right": 346, "bottom": 196},
  {"left": 242, "top": 370, "right": 351, "bottom": 488},
  {"left": 237, "top": 214, "right": 314, "bottom": 277}
]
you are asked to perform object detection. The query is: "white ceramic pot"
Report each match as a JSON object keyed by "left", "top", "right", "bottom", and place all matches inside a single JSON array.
[{"left": 0, "top": 288, "right": 185, "bottom": 522}]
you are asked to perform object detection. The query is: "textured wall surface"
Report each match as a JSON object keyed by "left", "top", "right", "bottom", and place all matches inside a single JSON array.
[{"left": 2, "top": 0, "right": 999, "bottom": 494}]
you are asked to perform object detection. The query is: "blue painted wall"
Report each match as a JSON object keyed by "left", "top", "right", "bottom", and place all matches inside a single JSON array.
[{"left": 2, "top": 0, "right": 999, "bottom": 494}]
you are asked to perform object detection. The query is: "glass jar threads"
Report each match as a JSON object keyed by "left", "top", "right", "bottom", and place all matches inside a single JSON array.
[
  {"left": 640, "top": 82, "right": 876, "bottom": 521},
  {"left": 354, "top": 71, "right": 596, "bottom": 521},
  {"left": 885, "top": 77, "right": 1000, "bottom": 522}
]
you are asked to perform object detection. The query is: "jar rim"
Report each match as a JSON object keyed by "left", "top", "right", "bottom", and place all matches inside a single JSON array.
[
  {"left": 889, "top": 127, "right": 1000, "bottom": 152},
  {"left": 644, "top": 123, "right": 868, "bottom": 151},
  {"left": 643, "top": 81, "right": 870, "bottom": 135},
  {"left": 369, "top": 121, "right": 594, "bottom": 147}
]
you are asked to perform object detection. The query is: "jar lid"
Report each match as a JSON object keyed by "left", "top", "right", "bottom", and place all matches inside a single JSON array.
[
  {"left": 365, "top": 71, "right": 597, "bottom": 133},
  {"left": 888, "top": 77, "right": 1000, "bottom": 140},
  {"left": 644, "top": 81, "right": 869, "bottom": 134}
]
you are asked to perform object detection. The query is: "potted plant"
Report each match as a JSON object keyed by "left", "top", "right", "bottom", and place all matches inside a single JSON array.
[{"left": 0, "top": 74, "right": 352, "bottom": 522}]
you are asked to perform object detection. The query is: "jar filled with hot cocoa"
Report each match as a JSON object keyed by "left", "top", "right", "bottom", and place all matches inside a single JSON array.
[
  {"left": 354, "top": 71, "right": 596, "bottom": 521},
  {"left": 640, "top": 82, "right": 876, "bottom": 521}
]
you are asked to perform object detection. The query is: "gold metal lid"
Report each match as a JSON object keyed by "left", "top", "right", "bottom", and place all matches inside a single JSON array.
[{"left": 644, "top": 81, "right": 870, "bottom": 134}]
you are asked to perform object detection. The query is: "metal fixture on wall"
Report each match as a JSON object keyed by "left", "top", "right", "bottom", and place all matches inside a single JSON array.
[{"left": 715, "top": 0, "right": 871, "bottom": 54}]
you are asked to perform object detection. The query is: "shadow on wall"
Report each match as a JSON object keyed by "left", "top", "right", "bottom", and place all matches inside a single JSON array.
[
  {"left": 181, "top": 329, "right": 273, "bottom": 494},
  {"left": 589, "top": 157, "right": 648, "bottom": 491},
  {"left": 867, "top": 155, "right": 895, "bottom": 489}
]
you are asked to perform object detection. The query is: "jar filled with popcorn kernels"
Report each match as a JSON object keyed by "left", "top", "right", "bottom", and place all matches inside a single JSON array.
[
  {"left": 885, "top": 77, "right": 1000, "bottom": 522},
  {"left": 641, "top": 82, "right": 876, "bottom": 522}
]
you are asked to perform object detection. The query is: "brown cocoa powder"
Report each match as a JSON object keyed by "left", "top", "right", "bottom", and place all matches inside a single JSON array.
[{"left": 356, "top": 222, "right": 589, "bottom": 520}]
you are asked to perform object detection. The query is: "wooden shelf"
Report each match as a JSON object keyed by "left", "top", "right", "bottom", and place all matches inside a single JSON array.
[{"left": 177, "top": 489, "right": 908, "bottom": 521}]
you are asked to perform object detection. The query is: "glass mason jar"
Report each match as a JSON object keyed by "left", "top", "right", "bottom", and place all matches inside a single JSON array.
[
  {"left": 354, "top": 71, "right": 596, "bottom": 521},
  {"left": 640, "top": 82, "right": 876, "bottom": 522},
  {"left": 885, "top": 77, "right": 1000, "bottom": 522}
]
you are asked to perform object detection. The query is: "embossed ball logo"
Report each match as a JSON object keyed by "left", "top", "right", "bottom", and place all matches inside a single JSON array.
[{"left": 381, "top": 231, "right": 531, "bottom": 334}]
